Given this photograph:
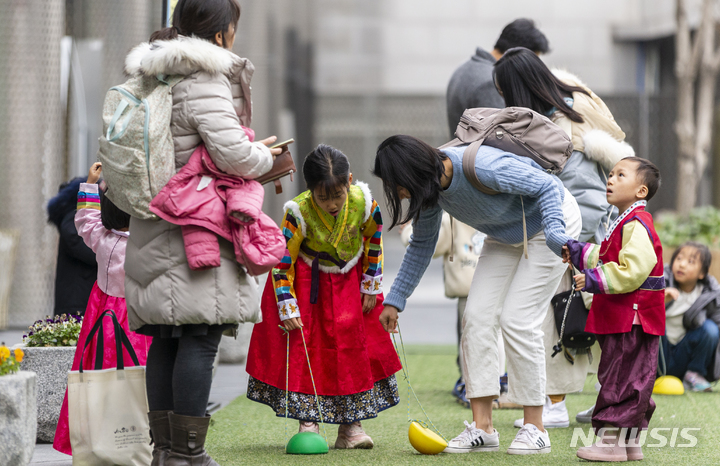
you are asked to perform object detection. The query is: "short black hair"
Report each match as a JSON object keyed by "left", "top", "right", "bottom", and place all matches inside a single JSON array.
[
  {"left": 622, "top": 157, "right": 661, "bottom": 201},
  {"left": 99, "top": 188, "right": 130, "bottom": 230},
  {"left": 303, "top": 144, "right": 351, "bottom": 197},
  {"left": 494, "top": 19, "right": 550, "bottom": 55},
  {"left": 671, "top": 241, "right": 712, "bottom": 282}
]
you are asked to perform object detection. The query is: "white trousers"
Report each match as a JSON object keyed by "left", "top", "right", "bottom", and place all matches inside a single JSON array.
[{"left": 461, "top": 190, "right": 582, "bottom": 406}]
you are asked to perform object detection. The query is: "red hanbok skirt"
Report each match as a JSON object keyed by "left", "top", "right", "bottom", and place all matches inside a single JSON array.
[
  {"left": 246, "top": 259, "right": 401, "bottom": 420},
  {"left": 53, "top": 282, "right": 152, "bottom": 455}
]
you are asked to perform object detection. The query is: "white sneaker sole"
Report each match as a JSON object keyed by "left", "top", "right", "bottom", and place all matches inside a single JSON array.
[
  {"left": 443, "top": 445, "right": 499, "bottom": 453},
  {"left": 507, "top": 446, "right": 551, "bottom": 455}
]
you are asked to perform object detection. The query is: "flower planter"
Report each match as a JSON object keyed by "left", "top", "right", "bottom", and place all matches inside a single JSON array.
[
  {"left": 19, "top": 346, "right": 75, "bottom": 442},
  {"left": 0, "top": 371, "right": 37, "bottom": 465}
]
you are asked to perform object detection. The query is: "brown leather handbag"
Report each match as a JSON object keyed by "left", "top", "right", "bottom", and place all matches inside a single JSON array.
[{"left": 256, "top": 145, "right": 297, "bottom": 194}]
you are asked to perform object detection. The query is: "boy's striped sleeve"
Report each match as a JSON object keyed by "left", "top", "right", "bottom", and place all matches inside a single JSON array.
[{"left": 361, "top": 199, "right": 383, "bottom": 295}]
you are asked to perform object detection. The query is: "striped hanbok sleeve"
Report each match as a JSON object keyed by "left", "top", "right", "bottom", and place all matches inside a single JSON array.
[
  {"left": 77, "top": 182, "right": 101, "bottom": 210},
  {"left": 360, "top": 199, "right": 383, "bottom": 295},
  {"left": 565, "top": 239, "right": 600, "bottom": 272},
  {"left": 272, "top": 210, "right": 304, "bottom": 321},
  {"left": 74, "top": 183, "right": 107, "bottom": 254}
]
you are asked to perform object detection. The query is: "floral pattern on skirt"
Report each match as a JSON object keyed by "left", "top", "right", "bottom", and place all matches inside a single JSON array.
[{"left": 247, "top": 375, "right": 399, "bottom": 424}]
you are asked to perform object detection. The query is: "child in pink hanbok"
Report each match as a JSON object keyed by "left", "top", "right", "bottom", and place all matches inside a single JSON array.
[{"left": 53, "top": 163, "right": 152, "bottom": 455}]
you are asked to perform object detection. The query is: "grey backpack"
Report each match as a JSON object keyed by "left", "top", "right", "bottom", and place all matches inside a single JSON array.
[
  {"left": 97, "top": 75, "right": 182, "bottom": 219},
  {"left": 440, "top": 107, "right": 573, "bottom": 258},
  {"left": 439, "top": 106, "right": 573, "bottom": 195}
]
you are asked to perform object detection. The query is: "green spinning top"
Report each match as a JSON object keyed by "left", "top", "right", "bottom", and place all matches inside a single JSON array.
[{"left": 285, "top": 432, "right": 329, "bottom": 455}]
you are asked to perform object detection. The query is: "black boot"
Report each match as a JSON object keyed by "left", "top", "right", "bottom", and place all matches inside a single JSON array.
[
  {"left": 166, "top": 412, "right": 219, "bottom": 466},
  {"left": 148, "top": 410, "right": 172, "bottom": 466}
]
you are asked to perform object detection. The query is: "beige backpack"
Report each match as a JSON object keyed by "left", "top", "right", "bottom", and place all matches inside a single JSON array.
[
  {"left": 440, "top": 107, "right": 573, "bottom": 258},
  {"left": 97, "top": 75, "right": 182, "bottom": 219},
  {"left": 440, "top": 106, "right": 573, "bottom": 194}
]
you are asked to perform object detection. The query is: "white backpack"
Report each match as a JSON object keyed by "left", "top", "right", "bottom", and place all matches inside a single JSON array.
[{"left": 97, "top": 75, "right": 182, "bottom": 219}]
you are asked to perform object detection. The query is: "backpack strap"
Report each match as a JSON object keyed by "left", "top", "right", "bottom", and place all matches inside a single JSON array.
[
  {"left": 157, "top": 74, "right": 184, "bottom": 88},
  {"left": 460, "top": 141, "right": 529, "bottom": 259}
]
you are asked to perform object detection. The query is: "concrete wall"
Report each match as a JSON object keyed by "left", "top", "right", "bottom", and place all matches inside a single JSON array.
[{"left": 311, "top": 0, "right": 692, "bottom": 96}]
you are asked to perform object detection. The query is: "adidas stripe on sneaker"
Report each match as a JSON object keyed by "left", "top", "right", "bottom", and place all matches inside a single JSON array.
[
  {"left": 443, "top": 421, "right": 500, "bottom": 453},
  {"left": 507, "top": 424, "right": 551, "bottom": 455}
]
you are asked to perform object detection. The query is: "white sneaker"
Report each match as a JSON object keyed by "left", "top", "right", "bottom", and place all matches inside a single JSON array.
[
  {"left": 443, "top": 420, "right": 500, "bottom": 453},
  {"left": 513, "top": 397, "right": 569, "bottom": 428},
  {"left": 575, "top": 404, "right": 595, "bottom": 423},
  {"left": 507, "top": 424, "right": 551, "bottom": 455}
]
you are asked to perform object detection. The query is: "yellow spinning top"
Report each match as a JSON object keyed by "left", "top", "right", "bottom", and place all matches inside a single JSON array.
[
  {"left": 653, "top": 375, "right": 685, "bottom": 395},
  {"left": 393, "top": 326, "right": 448, "bottom": 455},
  {"left": 408, "top": 421, "right": 447, "bottom": 455}
]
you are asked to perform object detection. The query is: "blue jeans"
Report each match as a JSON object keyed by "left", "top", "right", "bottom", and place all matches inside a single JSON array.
[{"left": 661, "top": 319, "right": 719, "bottom": 379}]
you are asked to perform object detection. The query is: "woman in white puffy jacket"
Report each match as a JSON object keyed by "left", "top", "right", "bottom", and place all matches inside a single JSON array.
[{"left": 122, "top": 1, "right": 281, "bottom": 464}]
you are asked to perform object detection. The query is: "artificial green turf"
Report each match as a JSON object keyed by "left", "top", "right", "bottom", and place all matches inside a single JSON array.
[{"left": 206, "top": 345, "right": 720, "bottom": 465}]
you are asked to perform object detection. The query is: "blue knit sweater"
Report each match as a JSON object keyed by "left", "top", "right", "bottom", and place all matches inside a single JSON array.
[{"left": 385, "top": 145, "right": 572, "bottom": 311}]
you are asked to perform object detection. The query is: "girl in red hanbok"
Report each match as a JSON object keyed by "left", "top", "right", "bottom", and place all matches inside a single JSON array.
[{"left": 246, "top": 145, "right": 401, "bottom": 449}]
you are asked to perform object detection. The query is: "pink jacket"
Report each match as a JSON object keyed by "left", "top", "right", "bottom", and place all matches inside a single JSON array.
[
  {"left": 74, "top": 183, "right": 128, "bottom": 298},
  {"left": 149, "top": 144, "right": 285, "bottom": 276}
]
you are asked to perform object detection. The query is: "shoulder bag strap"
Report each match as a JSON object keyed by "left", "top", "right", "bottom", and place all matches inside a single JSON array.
[{"left": 461, "top": 140, "right": 497, "bottom": 196}]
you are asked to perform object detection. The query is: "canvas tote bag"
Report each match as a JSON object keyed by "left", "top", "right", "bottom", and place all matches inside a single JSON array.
[{"left": 68, "top": 310, "right": 152, "bottom": 466}]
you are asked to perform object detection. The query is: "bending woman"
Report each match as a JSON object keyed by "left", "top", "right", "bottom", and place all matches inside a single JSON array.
[
  {"left": 374, "top": 135, "right": 581, "bottom": 455},
  {"left": 494, "top": 47, "right": 634, "bottom": 427}
]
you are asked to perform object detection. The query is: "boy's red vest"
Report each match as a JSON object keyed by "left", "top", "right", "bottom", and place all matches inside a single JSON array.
[{"left": 587, "top": 206, "right": 666, "bottom": 335}]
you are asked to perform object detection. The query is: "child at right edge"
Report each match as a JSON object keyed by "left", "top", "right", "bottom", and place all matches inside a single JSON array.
[{"left": 563, "top": 157, "right": 665, "bottom": 463}]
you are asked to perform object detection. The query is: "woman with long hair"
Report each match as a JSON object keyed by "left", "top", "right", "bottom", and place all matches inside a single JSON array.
[
  {"left": 494, "top": 47, "right": 635, "bottom": 429},
  {"left": 373, "top": 134, "right": 581, "bottom": 455}
]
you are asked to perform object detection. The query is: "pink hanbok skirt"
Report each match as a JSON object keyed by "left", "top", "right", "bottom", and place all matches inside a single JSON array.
[{"left": 52, "top": 282, "right": 152, "bottom": 455}]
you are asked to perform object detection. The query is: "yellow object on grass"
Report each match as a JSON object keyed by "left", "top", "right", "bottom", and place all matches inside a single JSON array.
[
  {"left": 408, "top": 421, "right": 447, "bottom": 455},
  {"left": 653, "top": 375, "right": 685, "bottom": 395}
]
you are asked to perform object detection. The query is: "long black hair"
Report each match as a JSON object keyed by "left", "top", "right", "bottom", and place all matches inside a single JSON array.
[
  {"left": 303, "top": 144, "right": 351, "bottom": 197},
  {"left": 150, "top": 0, "right": 241, "bottom": 47},
  {"left": 98, "top": 187, "right": 130, "bottom": 231},
  {"left": 373, "top": 135, "right": 446, "bottom": 229},
  {"left": 493, "top": 47, "right": 590, "bottom": 123}
]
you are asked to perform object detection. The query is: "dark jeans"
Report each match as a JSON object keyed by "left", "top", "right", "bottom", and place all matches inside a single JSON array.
[
  {"left": 145, "top": 328, "right": 224, "bottom": 417},
  {"left": 661, "top": 319, "right": 719, "bottom": 379}
]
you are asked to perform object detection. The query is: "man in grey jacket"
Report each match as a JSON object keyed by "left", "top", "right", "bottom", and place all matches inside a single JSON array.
[{"left": 446, "top": 18, "right": 550, "bottom": 137}]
